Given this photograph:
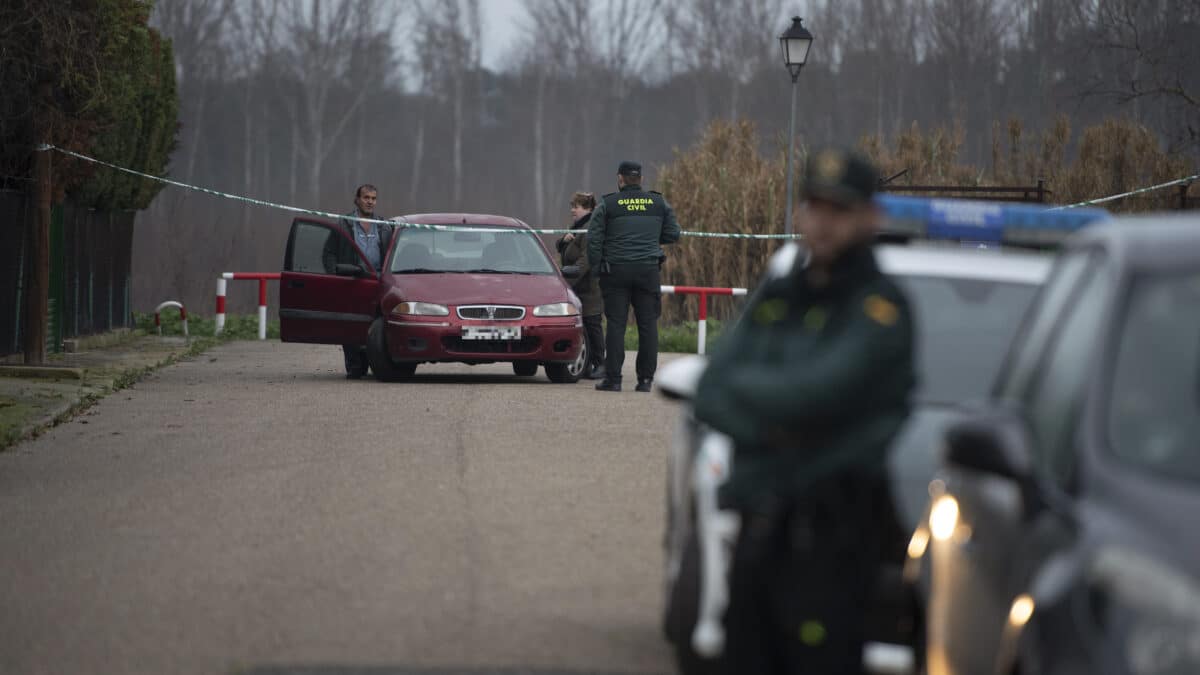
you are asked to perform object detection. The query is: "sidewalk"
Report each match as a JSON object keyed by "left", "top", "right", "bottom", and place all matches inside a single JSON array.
[{"left": 0, "top": 331, "right": 213, "bottom": 450}]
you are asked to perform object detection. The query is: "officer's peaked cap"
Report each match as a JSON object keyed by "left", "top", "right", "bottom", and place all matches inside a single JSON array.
[
  {"left": 617, "top": 161, "right": 642, "bottom": 178},
  {"left": 802, "top": 148, "right": 878, "bottom": 207}
]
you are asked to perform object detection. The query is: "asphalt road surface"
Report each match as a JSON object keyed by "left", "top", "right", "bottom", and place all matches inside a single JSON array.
[{"left": 0, "top": 341, "right": 683, "bottom": 675}]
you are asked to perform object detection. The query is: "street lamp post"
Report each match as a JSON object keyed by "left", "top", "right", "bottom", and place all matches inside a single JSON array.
[{"left": 780, "top": 16, "right": 813, "bottom": 236}]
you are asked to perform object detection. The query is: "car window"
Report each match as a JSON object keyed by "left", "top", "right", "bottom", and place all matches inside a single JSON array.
[
  {"left": 893, "top": 276, "right": 1039, "bottom": 404},
  {"left": 286, "top": 220, "right": 355, "bottom": 274},
  {"left": 1024, "top": 253, "right": 1114, "bottom": 487},
  {"left": 390, "top": 227, "right": 555, "bottom": 275},
  {"left": 996, "top": 251, "right": 1094, "bottom": 401},
  {"left": 1107, "top": 272, "right": 1200, "bottom": 483}
]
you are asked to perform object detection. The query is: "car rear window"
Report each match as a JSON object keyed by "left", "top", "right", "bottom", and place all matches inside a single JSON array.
[
  {"left": 1107, "top": 272, "right": 1200, "bottom": 483},
  {"left": 895, "top": 276, "right": 1039, "bottom": 404},
  {"left": 390, "top": 226, "right": 556, "bottom": 275}
]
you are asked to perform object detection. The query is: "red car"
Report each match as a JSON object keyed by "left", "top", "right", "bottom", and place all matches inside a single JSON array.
[{"left": 280, "top": 213, "right": 587, "bottom": 383}]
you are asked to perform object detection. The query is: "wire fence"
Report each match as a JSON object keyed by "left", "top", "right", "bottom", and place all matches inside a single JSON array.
[{"left": 0, "top": 189, "right": 134, "bottom": 357}]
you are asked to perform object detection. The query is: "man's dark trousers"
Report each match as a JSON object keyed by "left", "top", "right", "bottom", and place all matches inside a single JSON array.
[
  {"left": 599, "top": 263, "right": 660, "bottom": 382},
  {"left": 342, "top": 345, "right": 369, "bottom": 377}
]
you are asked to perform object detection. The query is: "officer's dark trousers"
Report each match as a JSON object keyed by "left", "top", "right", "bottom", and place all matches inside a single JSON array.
[
  {"left": 599, "top": 263, "right": 661, "bottom": 382},
  {"left": 721, "top": 471, "right": 892, "bottom": 675}
]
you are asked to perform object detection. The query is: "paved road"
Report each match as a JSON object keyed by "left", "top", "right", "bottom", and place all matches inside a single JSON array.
[{"left": 0, "top": 342, "right": 683, "bottom": 675}]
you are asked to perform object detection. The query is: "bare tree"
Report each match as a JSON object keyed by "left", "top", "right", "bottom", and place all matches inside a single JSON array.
[
  {"left": 263, "top": 0, "right": 401, "bottom": 203},
  {"left": 1077, "top": 0, "right": 1200, "bottom": 147},
  {"left": 415, "top": 0, "right": 481, "bottom": 206}
]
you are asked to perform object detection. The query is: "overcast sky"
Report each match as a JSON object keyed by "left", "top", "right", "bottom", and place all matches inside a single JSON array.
[{"left": 479, "top": 0, "right": 529, "bottom": 70}]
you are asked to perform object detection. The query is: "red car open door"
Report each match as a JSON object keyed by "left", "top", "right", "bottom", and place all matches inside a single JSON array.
[{"left": 279, "top": 217, "right": 380, "bottom": 344}]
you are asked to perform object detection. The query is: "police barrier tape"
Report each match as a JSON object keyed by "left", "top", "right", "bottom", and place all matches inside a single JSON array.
[
  {"left": 34, "top": 144, "right": 803, "bottom": 240},
  {"left": 1046, "top": 173, "right": 1199, "bottom": 211},
  {"left": 215, "top": 273, "right": 279, "bottom": 339},
  {"left": 36, "top": 143, "right": 1129, "bottom": 240}
]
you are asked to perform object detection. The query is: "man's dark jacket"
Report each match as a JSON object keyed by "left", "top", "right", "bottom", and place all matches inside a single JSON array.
[
  {"left": 322, "top": 212, "right": 394, "bottom": 274},
  {"left": 556, "top": 213, "right": 602, "bottom": 316},
  {"left": 586, "top": 184, "right": 681, "bottom": 266},
  {"left": 693, "top": 244, "right": 916, "bottom": 508}
]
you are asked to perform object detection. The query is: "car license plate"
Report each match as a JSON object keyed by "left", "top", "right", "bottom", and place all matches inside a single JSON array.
[{"left": 461, "top": 326, "right": 521, "bottom": 340}]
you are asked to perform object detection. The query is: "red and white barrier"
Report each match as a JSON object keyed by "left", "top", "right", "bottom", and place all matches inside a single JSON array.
[
  {"left": 154, "top": 300, "right": 188, "bottom": 337},
  {"left": 660, "top": 285, "right": 748, "bottom": 355},
  {"left": 215, "top": 273, "right": 280, "bottom": 339}
]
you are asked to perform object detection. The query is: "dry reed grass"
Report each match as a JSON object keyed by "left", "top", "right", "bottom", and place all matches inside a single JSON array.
[
  {"left": 657, "top": 120, "right": 788, "bottom": 323},
  {"left": 653, "top": 116, "right": 1196, "bottom": 323}
]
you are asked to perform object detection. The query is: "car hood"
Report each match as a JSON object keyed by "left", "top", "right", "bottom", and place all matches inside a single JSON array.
[
  {"left": 384, "top": 272, "right": 570, "bottom": 307},
  {"left": 887, "top": 404, "right": 970, "bottom": 531}
]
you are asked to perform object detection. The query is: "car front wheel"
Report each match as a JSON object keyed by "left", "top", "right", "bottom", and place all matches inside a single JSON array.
[
  {"left": 545, "top": 360, "right": 581, "bottom": 383},
  {"left": 367, "top": 316, "right": 416, "bottom": 382}
]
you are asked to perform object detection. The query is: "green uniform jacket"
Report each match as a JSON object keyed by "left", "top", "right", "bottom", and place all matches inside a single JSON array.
[
  {"left": 587, "top": 184, "right": 681, "bottom": 266},
  {"left": 692, "top": 245, "right": 916, "bottom": 509}
]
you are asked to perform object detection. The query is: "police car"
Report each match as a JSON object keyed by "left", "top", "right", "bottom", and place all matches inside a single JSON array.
[
  {"left": 656, "top": 196, "right": 1112, "bottom": 675},
  {"left": 914, "top": 212, "right": 1200, "bottom": 675}
]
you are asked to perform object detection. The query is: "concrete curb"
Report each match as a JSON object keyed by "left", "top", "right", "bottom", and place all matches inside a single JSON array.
[
  {"left": 0, "top": 365, "right": 85, "bottom": 380},
  {"left": 0, "top": 333, "right": 220, "bottom": 451}
]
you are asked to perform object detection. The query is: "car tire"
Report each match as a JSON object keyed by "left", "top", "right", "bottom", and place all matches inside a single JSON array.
[
  {"left": 367, "top": 316, "right": 416, "bottom": 382},
  {"left": 544, "top": 362, "right": 580, "bottom": 383},
  {"left": 568, "top": 330, "right": 588, "bottom": 378},
  {"left": 666, "top": 526, "right": 722, "bottom": 675},
  {"left": 545, "top": 330, "right": 586, "bottom": 383},
  {"left": 545, "top": 334, "right": 584, "bottom": 384},
  {"left": 512, "top": 361, "right": 539, "bottom": 377}
]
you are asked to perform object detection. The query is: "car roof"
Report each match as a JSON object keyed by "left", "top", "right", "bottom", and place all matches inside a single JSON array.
[
  {"left": 1069, "top": 213, "right": 1200, "bottom": 268},
  {"left": 392, "top": 213, "right": 530, "bottom": 229},
  {"left": 876, "top": 243, "right": 1053, "bottom": 285}
]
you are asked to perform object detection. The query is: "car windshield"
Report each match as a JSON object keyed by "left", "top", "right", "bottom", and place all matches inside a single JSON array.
[
  {"left": 390, "top": 226, "right": 556, "bottom": 275},
  {"left": 1107, "top": 271, "right": 1200, "bottom": 483},
  {"left": 895, "top": 275, "right": 1039, "bottom": 405}
]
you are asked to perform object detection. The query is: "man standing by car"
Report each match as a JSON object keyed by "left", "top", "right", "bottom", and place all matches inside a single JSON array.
[
  {"left": 692, "top": 149, "right": 916, "bottom": 674},
  {"left": 322, "top": 184, "right": 393, "bottom": 379},
  {"left": 587, "top": 161, "right": 681, "bottom": 392}
]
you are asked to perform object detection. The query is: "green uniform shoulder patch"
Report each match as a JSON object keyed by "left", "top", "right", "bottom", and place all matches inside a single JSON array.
[{"left": 863, "top": 293, "right": 899, "bottom": 326}]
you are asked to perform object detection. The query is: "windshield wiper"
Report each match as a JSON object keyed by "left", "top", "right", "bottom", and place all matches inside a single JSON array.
[
  {"left": 463, "top": 268, "right": 535, "bottom": 275},
  {"left": 394, "top": 268, "right": 460, "bottom": 274}
]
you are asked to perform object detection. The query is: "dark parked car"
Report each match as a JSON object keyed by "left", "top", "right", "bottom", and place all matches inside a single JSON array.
[
  {"left": 279, "top": 214, "right": 587, "bottom": 382},
  {"left": 915, "top": 214, "right": 1200, "bottom": 675}
]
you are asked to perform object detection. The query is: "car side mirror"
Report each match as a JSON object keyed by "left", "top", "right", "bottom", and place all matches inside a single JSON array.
[
  {"left": 943, "top": 410, "right": 1034, "bottom": 481},
  {"left": 335, "top": 263, "right": 367, "bottom": 278},
  {"left": 561, "top": 265, "right": 582, "bottom": 280}
]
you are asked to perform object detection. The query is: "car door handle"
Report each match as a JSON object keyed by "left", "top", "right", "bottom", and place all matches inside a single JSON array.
[{"left": 288, "top": 280, "right": 305, "bottom": 289}]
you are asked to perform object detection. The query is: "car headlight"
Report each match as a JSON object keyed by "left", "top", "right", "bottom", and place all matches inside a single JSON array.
[
  {"left": 532, "top": 302, "right": 579, "bottom": 317},
  {"left": 1089, "top": 547, "right": 1200, "bottom": 675},
  {"left": 392, "top": 301, "right": 449, "bottom": 316}
]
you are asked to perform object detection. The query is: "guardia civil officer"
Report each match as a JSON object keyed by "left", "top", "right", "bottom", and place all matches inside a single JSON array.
[
  {"left": 587, "top": 161, "right": 681, "bottom": 392},
  {"left": 692, "top": 149, "right": 916, "bottom": 674}
]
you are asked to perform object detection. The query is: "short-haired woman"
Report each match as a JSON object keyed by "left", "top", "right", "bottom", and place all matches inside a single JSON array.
[{"left": 557, "top": 191, "right": 605, "bottom": 379}]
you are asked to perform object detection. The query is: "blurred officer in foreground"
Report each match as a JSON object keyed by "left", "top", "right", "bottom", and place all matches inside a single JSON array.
[
  {"left": 692, "top": 149, "right": 916, "bottom": 674},
  {"left": 588, "top": 161, "right": 681, "bottom": 392}
]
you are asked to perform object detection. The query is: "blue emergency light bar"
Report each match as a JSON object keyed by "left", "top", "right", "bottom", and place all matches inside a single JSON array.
[{"left": 876, "top": 194, "right": 1112, "bottom": 247}]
